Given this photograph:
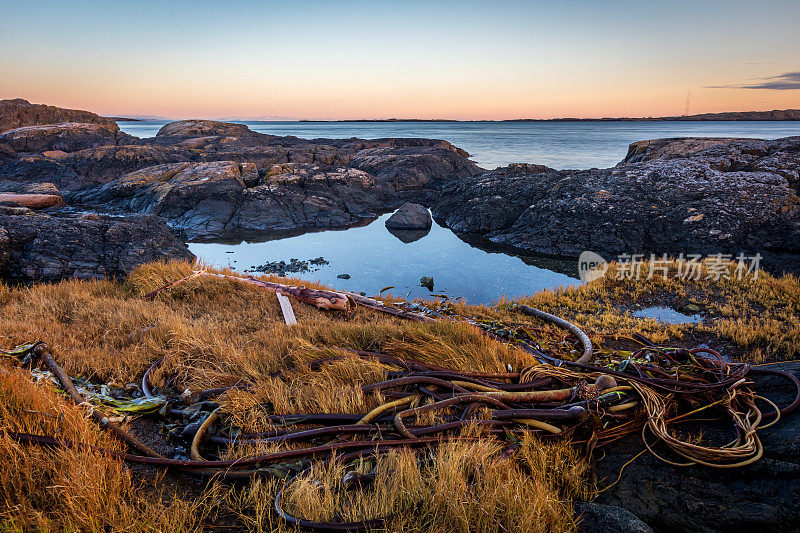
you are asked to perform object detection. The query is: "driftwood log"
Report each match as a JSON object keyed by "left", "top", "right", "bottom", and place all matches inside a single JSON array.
[
  {"left": 141, "top": 270, "right": 349, "bottom": 310},
  {"left": 0, "top": 193, "right": 64, "bottom": 209}
]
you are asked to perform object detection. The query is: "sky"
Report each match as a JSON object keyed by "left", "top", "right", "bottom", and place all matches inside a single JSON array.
[{"left": 1, "top": 0, "right": 798, "bottom": 120}]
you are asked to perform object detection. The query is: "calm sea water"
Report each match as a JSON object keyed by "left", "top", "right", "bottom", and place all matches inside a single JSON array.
[
  {"left": 119, "top": 120, "right": 798, "bottom": 303},
  {"left": 119, "top": 120, "right": 800, "bottom": 169}
]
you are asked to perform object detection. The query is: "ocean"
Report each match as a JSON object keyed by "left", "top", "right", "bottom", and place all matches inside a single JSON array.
[{"left": 118, "top": 120, "right": 800, "bottom": 170}]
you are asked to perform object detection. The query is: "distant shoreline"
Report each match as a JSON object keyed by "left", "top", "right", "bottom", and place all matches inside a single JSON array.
[{"left": 299, "top": 109, "right": 800, "bottom": 123}]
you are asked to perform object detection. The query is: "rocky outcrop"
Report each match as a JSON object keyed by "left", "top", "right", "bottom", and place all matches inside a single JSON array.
[
  {"left": 0, "top": 98, "right": 116, "bottom": 134},
  {"left": 156, "top": 119, "right": 260, "bottom": 139},
  {"left": 433, "top": 137, "right": 800, "bottom": 270},
  {"left": 592, "top": 363, "right": 800, "bottom": 532},
  {"left": 73, "top": 161, "right": 256, "bottom": 236},
  {"left": 3, "top": 98, "right": 800, "bottom": 280},
  {"left": 0, "top": 123, "right": 135, "bottom": 154},
  {"left": 73, "top": 161, "right": 396, "bottom": 238},
  {"left": 0, "top": 209, "right": 193, "bottom": 282},
  {"left": 349, "top": 145, "right": 478, "bottom": 192},
  {"left": 0, "top": 106, "right": 480, "bottom": 196},
  {"left": 385, "top": 203, "right": 432, "bottom": 229}
]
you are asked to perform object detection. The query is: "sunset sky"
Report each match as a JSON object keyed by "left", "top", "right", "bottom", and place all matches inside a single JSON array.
[{"left": 1, "top": 0, "right": 798, "bottom": 120}]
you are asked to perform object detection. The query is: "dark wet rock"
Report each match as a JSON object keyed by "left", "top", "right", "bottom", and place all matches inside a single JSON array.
[
  {"left": 574, "top": 502, "right": 652, "bottom": 533},
  {"left": 252, "top": 256, "right": 329, "bottom": 276},
  {"left": 433, "top": 137, "right": 800, "bottom": 270},
  {"left": 0, "top": 98, "right": 116, "bottom": 134},
  {"left": 419, "top": 276, "right": 434, "bottom": 291},
  {"left": 76, "top": 159, "right": 446, "bottom": 239},
  {"left": 337, "top": 273, "right": 350, "bottom": 279},
  {"left": 387, "top": 227, "right": 430, "bottom": 243},
  {"left": 593, "top": 362, "right": 800, "bottom": 533},
  {"left": 349, "top": 145, "right": 480, "bottom": 192},
  {"left": 72, "top": 161, "right": 255, "bottom": 236},
  {"left": 385, "top": 202, "right": 432, "bottom": 230},
  {"left": 0, "top": 210, "right": 193, "bottom": 282},
  {"left": 0, "top": 181, "right": 61, "bottom": 197}
]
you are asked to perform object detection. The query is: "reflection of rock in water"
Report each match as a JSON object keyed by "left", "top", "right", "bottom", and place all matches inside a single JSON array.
[
  {"left": 387, "top": 226, "right": 431, "bottom": 243},
  {"left": 188, "top": 217, "right": 378, "bottom": 245},
  {"left": 443, "top": 227, "right": 581, "bottom": 279}
]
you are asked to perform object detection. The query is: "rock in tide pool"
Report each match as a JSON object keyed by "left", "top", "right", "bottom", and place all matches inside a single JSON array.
[{"left": 385, "top": 203, "right": 432, "bottom": 230}]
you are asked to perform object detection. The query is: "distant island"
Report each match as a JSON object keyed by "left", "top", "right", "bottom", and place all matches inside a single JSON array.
[{"left": 300, "top": 109, "right": 800, "bottom": 123}]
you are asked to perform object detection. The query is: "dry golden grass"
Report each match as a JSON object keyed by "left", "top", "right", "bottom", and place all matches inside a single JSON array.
[
  {"left": 0, "top": 258, "right": 796, "bottom": 531},
  {"left": 515, "top": 260, "right": 800, "bottom": 363},
  {"left": 0, "top": 365, "right": 206, "bottom": 531},
  {"left": 211, "top": 430, "right": 586, "bottom": 533}
]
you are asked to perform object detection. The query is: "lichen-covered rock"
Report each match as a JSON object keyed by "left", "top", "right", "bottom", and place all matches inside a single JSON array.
[
  {"left": 155, "top": 119, "right": 259, "bottom": 138},
  {"left": 0, "top": 122, "right": 134, "bottom": 154},
  {"left": 0, "top": 211, "right": 193, "bottom": 282},
  {"left": 0, "top": 98, "right": 116, "bottom": 134},
  {"left": 73, "top": 161, "right": 255, "bottom": 235},
  {"left": 433, "top": 137, "right": 800, "bottom": 271}
]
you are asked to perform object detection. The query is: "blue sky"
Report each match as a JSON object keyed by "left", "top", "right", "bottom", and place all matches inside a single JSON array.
[{"left": 1, "top": 0, "right": 798, "bottom": 118}]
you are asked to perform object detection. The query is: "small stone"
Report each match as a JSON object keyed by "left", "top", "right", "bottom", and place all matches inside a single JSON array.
[
  {"left": 419, "top": 276, "right": 434, "bottom": 291},
  {"left": 337, "top": 273, "right": 351, "bottom": 279}
]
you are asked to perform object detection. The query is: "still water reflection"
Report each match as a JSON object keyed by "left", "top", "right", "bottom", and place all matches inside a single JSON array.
[{"left": 189, "top": 212, "right": 580, "bottom": 305}]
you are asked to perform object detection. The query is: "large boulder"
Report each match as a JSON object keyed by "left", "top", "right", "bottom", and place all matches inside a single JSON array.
[
  {"left": 349, "top": 145, "right": 481, "bottom": 192},
  {"left": 0, "top": 153, "right": 82, "bottom": 190},
  {"left": 0, "top": 98, "right": 116, "bottom": 134},
  {"left": 0, "top": 122, "right": 133, "bottom": 154},
  {"left": 433, "top": 137, "right": 800, "bottom": 270},
  {"left": 229, "top": 164, "right": 384, "bottom": 232},
  {"left": 385, "top": 202, "right": 432, "bottom": 229},
  {"left": 73, "top": 161, "right": 255, "bottom": 235},
  {"left": 0, "top": 209, "right": 193, "bottom": 282},
  {"left": 156, "top": 120, "right": 257, "bottom": 139}
]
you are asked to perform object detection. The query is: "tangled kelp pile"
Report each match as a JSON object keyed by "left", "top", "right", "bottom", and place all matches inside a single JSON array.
[{"left": 2, "top": 267, "right": 798, "bottom": 531}]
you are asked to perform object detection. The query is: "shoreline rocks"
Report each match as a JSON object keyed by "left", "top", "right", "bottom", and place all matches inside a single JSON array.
[
  {"left": 0, "top": 209, "right": 193, "bottom": 282},
  {"left": 385, "top": 202, "right": 432, "bottom": 230},
  {"left": 0, "top": 98, "right": 117, "bottom": 134},
  {"left": 432, "top": 136, "right": 800, "bottom": 271},
  {"left": 2, "top": 98, "right": 800, "bottom": 281}
]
